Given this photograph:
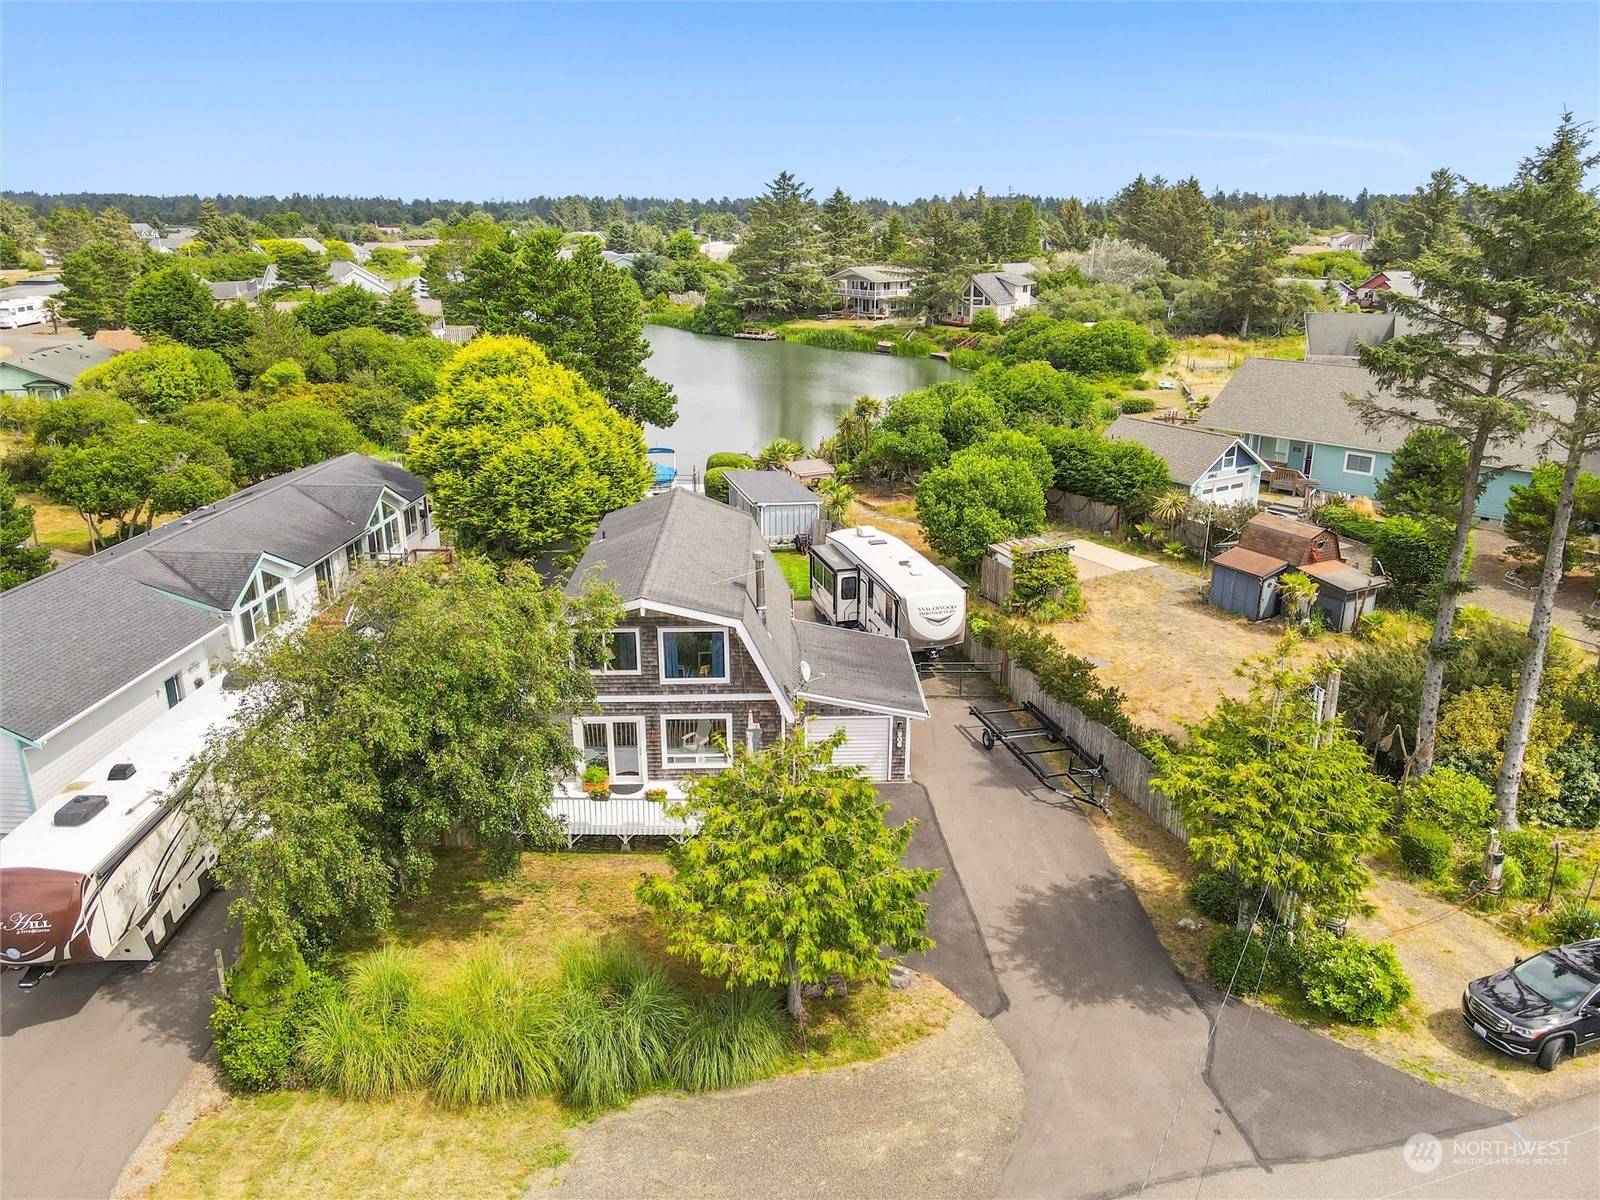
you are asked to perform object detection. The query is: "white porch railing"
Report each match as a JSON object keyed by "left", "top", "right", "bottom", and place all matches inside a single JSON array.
[{"left": 549, "top": 790, "right": 696, "bottom": 849}]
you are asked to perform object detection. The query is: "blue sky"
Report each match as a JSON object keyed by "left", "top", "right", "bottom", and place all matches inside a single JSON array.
[{"left": 4, "top": 3, "right": 1596, "bottom": 201}]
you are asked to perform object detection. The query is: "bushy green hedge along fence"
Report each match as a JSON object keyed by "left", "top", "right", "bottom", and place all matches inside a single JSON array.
[
  {"left": 214, "top": 940, "right": 789, "bottom": 1109},
  {"left": 1203, "top": 926, "right": 1412, "bottom": 1024}
]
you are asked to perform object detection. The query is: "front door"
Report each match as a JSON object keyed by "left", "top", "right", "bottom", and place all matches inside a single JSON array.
[{"left": 582, "top": 718, "right": 646, "bottom": 796}]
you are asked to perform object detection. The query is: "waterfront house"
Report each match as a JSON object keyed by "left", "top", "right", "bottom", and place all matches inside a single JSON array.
[
  {"left": 1195, "top": 357, "right": 1574, "bottom": 519},
  {"left": 955, "top": 270, "right": 1036, "bottom": 324},
  {"left": 0, "top": 341, "right": 121, "bottom": 399},
  {"left": 0, "top": 454, "right": 439, "bottom": 835},
  {"left": 560, "top": 490, "right": 928, "bottom": 814},
  {"left": 1103, "top": 416, "right": 1268, "bottom": 505},
  {"left": 723, "top": 470, "right": 822, "bottom": 546},
  {"left": 827, "top": 265, "right": 914, "bottom": 317}
]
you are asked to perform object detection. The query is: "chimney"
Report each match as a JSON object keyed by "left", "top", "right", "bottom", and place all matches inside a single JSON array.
[{"left": 752, "top": 551, "right": 767, "bottom": 619}]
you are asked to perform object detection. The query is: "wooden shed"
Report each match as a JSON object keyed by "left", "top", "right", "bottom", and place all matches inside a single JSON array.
[
  {"left": 1209, "top": 546, "right": 1291, "bottom": 621},
  {"left": 784, "top": 458, "right": 836, "bottom": 487},
  {"left": 1236, "top": 513, "right": 1341, "bottom": 566},
  {"left": 980, "top": 532, "right": 1075, "bottom": 607},
  {"left": 723, "top": 470, "right": 822, "bottom": 546}
]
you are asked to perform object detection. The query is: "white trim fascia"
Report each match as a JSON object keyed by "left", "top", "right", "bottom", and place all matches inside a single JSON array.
[
  {"left": 592, "top": 692, "right": 777, "bottom": 704},
  {"left": 29, "top": 626, "right": 225, "bottom": 746},
  {"left": 795, "top": 691, "right": 929, "bottom": 720},
  {"left": 657, "top": 625, "right": 732, "bottom": 686}
]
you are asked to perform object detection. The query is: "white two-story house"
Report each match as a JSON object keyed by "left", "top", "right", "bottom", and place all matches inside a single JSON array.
[
  {"left": 827, "top": 265, "right": 915, "bottom": 317},
  {"left": 0, "top": 454, "right": 439, "bottom": 834}
]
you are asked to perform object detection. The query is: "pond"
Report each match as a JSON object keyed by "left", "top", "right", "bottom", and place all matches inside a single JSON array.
[{"left": 641, "top": 325, "right": 957, "bottom": 480}]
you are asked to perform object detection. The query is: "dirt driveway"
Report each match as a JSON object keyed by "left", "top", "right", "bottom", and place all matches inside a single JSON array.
[{"left": 1044, "top": 562, "right": 1351, "bottom": 736}]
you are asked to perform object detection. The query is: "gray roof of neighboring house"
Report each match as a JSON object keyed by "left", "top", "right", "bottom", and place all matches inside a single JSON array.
[
  {"left": 1304, "top": 312, "right": 1399, "bottom": 359},
  {"left": 1103, "top": 416, "right": 1262, "bottom": 487},
  {"left": 0, "top": 280, "right": 65, "bottom": 300},
  {"left": 828, "top": 265, "right": 915, "bottom": 284},
  {"left": 130, "top": 222, "right": 158, "bottom": 238},
  {"left": 968, "top": 271, "right": 1034, "bottom": 305},
  {"left": 1195, "top": 357, "right": 1573, "bottom": 472},
  {"left": 1360, "top": 269, "right": 1419, "bottom": 297},
  {"left": 4, "top": 340, "right": 121, "bottom": 386},
  {"left": 205, "top": 262, "right": 277, "bottom": 301},
  {"left": 0, "top": 454, "right": 426, "bottom": 743},
  {"left": 280, "top": 237, "right": 326, "bottom": 254},
  {"left": 724, "top": 470, "right": 820, "bottom": 507},
  {"left": 326, "top": 260, "right": 391, "bottom": 292},
  {"left": 794, "top": 620, "right": 928, "bottom": 718},
  {"left": 152, "top": 232, "right": 197, "bottom": 252}
]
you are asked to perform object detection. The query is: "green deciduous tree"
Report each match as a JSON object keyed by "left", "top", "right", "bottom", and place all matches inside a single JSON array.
[
  {"left": 186, "top": 557, "right": 619, "bottom": 949},
  {"left": 1154, "top": 640, "right": 1393, "bottom": 927},
  {"left": 638, "top": 721, "right": 937, "bottom": 1021},
  {"left": 730, "top": 172, "right": 828, "bottom": 319},
  {"left": 405, "top": 335, "right": 652, "bottom": 559},
  {"left": 917, "top": 452, "right": 1045, "bottom": 566},
  {"left": 126, "top": 266, "right": 216, "bottom": 346},
  {"left": 0, "top": 473, "right": 53, "bottom": 590},
  {"left": 229, "top": 401, "right": 364, "bottom": 483},
  {"left": 77, "top": 344, "right": 236, "bottom": 418},
  {"left": 45, "top": 425, "right": 233, "bottom": 547}
]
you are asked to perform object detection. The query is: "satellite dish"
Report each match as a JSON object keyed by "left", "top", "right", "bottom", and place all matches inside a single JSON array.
[{"left": 800, "top": 661, "right": 812, "bottom": 683}]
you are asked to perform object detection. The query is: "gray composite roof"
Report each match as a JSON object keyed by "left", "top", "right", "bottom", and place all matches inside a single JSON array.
[
  {"left": 794, "top": 621, "right": 929, "bottom": 718},
  {"left": 1304, "top": 312, "right": 1400, "bottom": 359},
  {"left": 968, "top": 271, "right": 1034, "bottom": 305},
  {"left": 1195, "top": 357, "right": 1579, "bottom": 473},
  {"left": 567, "top": 489, "right": 924, "bottom": 718},
  {"left": 1103, "top": 415, "right": 1262, "bottom": 486},
  {"left": 0, "top": 454, "right": 426, "bottom": 742},
  {"left": 828, "top": 264, "right": 915, "bottom": 283},
  {"left": 724, "top": 470, "right": 820, "bottom": 506},
  {"left": 5, "top": 341, "right": 121, "bottom": 386}
]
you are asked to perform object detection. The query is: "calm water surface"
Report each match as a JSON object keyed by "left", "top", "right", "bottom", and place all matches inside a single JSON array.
[{"left": 642, "top": 325, "right": 956, "bottom": 478}]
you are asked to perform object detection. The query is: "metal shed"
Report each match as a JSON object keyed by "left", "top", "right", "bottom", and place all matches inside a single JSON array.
[
  {"left": 723, "top": 470, "right": 822, "bottom": 546},
  {"left": 1209, "top": 546, "right": 1290, "bottom": 622},
  {"left": 1301, "top": 560, "right": 1385, "bottom": 633}
]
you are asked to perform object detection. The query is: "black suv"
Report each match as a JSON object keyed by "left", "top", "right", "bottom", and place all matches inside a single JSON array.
[{"left": 1462, "top": 939, "right": 1600, "bottom": 1070}]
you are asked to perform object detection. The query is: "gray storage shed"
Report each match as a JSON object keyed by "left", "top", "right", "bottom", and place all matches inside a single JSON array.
[
  {"left": 1209, "top": 546, "right": 1289, "bottom": 622},
  {"left": 723, "top": 470, "right": 822, "bottom": 546}
]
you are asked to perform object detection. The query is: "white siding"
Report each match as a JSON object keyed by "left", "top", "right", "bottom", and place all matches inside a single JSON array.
[
  {"left": 1, "top": 737, "right": 32, "bottom": 833},
  {"left": 809, "top": 716, "right": 892, "bottom": 780}
]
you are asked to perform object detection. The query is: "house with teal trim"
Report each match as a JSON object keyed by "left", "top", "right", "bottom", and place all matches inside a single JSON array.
[{"left": 1196, "top": 358, "right": 1574, "bottom": 520}]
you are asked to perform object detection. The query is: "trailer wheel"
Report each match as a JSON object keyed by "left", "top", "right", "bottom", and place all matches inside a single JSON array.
[{"left": 981, "top": 729, "right": 995, "bottom": 751}]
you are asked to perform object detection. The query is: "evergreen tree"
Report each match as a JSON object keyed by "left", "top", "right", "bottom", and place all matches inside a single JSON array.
[
  {"left": 818, "top": 187, "right": 868, "bottom": 274},
  {"left": 95, "top": 206, "right": 143, "bottom": 256},
  {"left": 729, "top": 171, "right": 827, "bottom": 318},
  {"left": 1055, "top": 198, "right": 1092, "bottom": 252},
  {"left": 979, "top": 204, "right": 1012, "bottom": 262},
  {"left": 1354, "top": 124, "right": 1598, "bottom": 782},
  {"left": 59, "top": 241, "right": 141, "bottom": 335},
  {"left": 874, "top": 211, "right": 907, "bottom": 260},
  {"left": 126, "top": 266, "right": 216, "bottom": 346},
  {"left": 1008, "top": 199, "right": 1040, "bottom": 259},
  {"left": 906, "top": 201, "right": 976, "bottom": 328},
  {"left": 45, "top": 205, "right": 98, "bottom": 262},
  {"left": 376, "top": 285, "right": 430, "bottom": 338},
  {"left": 1112, "top": 175, "right": 1215, "bottom": 276},
  {"left": 1214, "top": 207, "right": 1285, "bottom": 337},
  {"left": 0, "top": 474, "right": 53, "bottom": 591},
  {"left": 1369, "top": 168, "right": 1461, "bottom": 269},
  {"left": 1375, "top": 428, "right": 1468, "bottom": 526},
  {"left": 197, "top": 198, "right": 255, "bottom": 255}
]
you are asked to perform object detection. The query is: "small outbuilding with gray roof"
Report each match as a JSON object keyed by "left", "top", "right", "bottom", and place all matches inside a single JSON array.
[{"left": 723, "top": 470, "right": 822, "bottom": 545}]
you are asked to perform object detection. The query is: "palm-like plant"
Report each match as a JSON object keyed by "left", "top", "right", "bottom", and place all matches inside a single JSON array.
[
  {"left": 1150, "top": 489, "right": 1191, "bottom": 525},
  {"left": 755, "top": 437, "right": 805, "bottom": 471},
  {"left": 816, "top": 477, "right": 856, "bottom": 524},
  {"left": 1277, "top": 571, "right": 1320, "bottom": 619}
]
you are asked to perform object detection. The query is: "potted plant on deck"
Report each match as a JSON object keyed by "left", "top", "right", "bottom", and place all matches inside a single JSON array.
[
  {"left": 645, "top": 786, "right": 668, "bottom": 803},
  {"left": 581, "top": 763, "right": 611, "bottom": 800}
]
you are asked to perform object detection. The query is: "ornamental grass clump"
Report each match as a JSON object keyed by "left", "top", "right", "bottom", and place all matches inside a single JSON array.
[
  {"left": 555, "top": 943, "right": 689, "bottom": 1110},
  {"left": 430, "top": 944, "right": 560, "bottom": 1107},
  {"left": 670, "top": 987, "right": 788, "bottom": 1092},
  {"left": 298, "top": 945, "right": 434, "bottom": 1100}
]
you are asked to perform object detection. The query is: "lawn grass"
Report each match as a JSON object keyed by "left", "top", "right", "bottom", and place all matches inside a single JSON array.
[
  {"left": 19, "top": 490, "right": 100, "bottom": 557},
  {"left": 153, "top": 849, "right": 954, "bottom": 1198},
  {"left": 771, "top": 549, "right": 811, "bottom": 597}
]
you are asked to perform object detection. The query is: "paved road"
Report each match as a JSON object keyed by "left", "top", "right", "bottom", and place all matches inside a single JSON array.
[
  {"left": 0, "top": 890, "right": 236, "bottom": 1200},
  {"left": 905, "top": 698, "right": 1514, "bottom": 1200}
]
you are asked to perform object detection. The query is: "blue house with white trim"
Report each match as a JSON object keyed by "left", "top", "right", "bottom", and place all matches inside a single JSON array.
[{"left": 1196, "top": 358, "right": 1575, "bottom": 520}]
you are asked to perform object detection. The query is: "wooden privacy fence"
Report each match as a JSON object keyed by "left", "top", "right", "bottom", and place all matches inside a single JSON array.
[
  {"left": 958, "top": 628, "right": 1189, "bottom": 843},
  {"left": 978, "top": 556, "right": 1014, "bottom": 607},
  {"left": 1052, "top": 492, "right": 1120, "bottom": 534}
]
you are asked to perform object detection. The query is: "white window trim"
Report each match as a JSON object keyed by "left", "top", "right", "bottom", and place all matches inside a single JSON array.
[
  {"left": 590, "top": 627, "right": 642, "bottom": 676},
  {"left": 660, "top": 713, "right": 735, "bottom": 769},
  {"left": 657, "top": 626, "right": 730, "bottom": 685},
  {"left": 1343, "top": 451, "right": 1376, "bottom": 476},
  {"left": 575, "top": 716, "right": 649, "bottom": 785}
]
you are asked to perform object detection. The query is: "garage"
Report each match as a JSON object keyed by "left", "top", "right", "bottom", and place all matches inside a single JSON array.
[{"left": 808, "top": 715, "right": 893, "bottom": 780}]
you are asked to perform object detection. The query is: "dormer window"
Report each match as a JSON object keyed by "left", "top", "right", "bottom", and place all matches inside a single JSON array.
[{"left": 238, "top": 565, "right": 290, "bottom": 646}]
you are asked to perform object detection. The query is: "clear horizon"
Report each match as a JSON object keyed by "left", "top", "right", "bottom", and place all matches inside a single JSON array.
[{"left": 3, "top": 2, "right": 1597, "bottom": 204}]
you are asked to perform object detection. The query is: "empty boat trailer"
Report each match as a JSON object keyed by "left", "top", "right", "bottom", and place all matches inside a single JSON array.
[
  {"left": 969, "top": 701, "right": 1111, "bottom": 813},
  {"left": 0, "top": 684, "right": 237, "bottom": 970}
]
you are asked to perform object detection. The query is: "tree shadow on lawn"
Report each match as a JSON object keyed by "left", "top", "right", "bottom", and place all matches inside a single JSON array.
[{"left": 991, "top": 876, "right": 1199, "bottom": 1020}]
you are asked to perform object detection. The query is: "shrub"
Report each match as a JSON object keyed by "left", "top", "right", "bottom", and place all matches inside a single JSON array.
[
  {"left": 1397, "top": 820, "right": 1455, "bottom": 879},
  {"left": 1499, "top": 831, "right": 1557, "bottom": 896},
  {"left": 968, "top": 308, "right": 1002, "bottom": 335},
  {"left": 211, "top": 998, "right": 299, "bottom": 1093},
  {"left": 968, "top": 613, "right": 1141, "bottom": 742},
  {"left": 705, "top": 451, "right": 754, "bottom": 471},
  {"left": 431, "top": 944, "right": 559, "bottom": 1107},
  {"left": 1372, "top": 517, "right": 1452, "bottom": 608},
  {"left": 1007, "top": 549, "right": 1083, "bottom": 622},
  {"left": 704, "top": 465, "right": 732, "bottom": 502},
  {"left": 1315, "top": 503, "right": 1384, "bottom": 545},
  {"left": 1297, "top": 936, "right": 1412, "bottom": 1025},
  {"left": 1497, "top": 854, "right": 1528, "bottom": 899},
  {"left": 1118, "top": 396, "right": 1156, "bottom": 414},
  {"left": 670, "top": 988, "right": 788, "bottom": 1092},
  {"left": 1205, "top": 928, "right": 1293, "bottom": 995},
  {"left": 1543, "top": 735, "right": 1600, "bottom": 829},
  {"left": 1186, "top": 871, "right": 1242, "bottom": 925},
  {"left": 298, "top": 946, "right": 435, "bottom": 1100},
  {"left": 555, "top": 943, "right": 689, "bottom": 1110},
  {"left": 1547, "top": 902, "right": 1600, "bottom": 943},
  {"left": 1400, "top": 768, "right": 1493, "bottom": 847}
]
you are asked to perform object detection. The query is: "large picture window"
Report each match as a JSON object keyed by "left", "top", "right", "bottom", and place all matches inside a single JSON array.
[
  {"left": 660, "top": 628, "right": 727, "bottom": 681},
  {"left": 662, "top": 715, "right": 732, "bottom": 768},
  {"left": 587, "top": 629, "right": 640, "bottom": 674},
  {"left": 237, "top": 565, "right": 291, "bottom": 646}
]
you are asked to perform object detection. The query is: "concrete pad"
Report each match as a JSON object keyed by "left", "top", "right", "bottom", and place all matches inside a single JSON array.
[
  {"left": 1068, "top": 540, "right": 1158, "bottom": 581},
  {"left": 548, "top": 1003, "right": 1025, "bottom": 1200}
]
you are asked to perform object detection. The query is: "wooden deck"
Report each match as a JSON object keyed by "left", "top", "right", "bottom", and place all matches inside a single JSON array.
[{"left": 549, "top": 791, "right": 696, "bottom": 848}]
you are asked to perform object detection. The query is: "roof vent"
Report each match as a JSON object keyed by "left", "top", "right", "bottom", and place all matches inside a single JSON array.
[
  {"left": 55, "top": 795, "right": 109, "bottom": 827},
  {"left": 108, "top": 762, "right": 136, "bottom": 781}
]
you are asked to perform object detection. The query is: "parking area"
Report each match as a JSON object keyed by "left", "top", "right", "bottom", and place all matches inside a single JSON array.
[{"left": 1063, "top": 539, "right": 1159, "bottom": 582}]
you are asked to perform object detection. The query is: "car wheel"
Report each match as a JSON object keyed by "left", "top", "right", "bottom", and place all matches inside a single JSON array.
[
  {"left": 1536, "top": 1036, "right": 1570, "bottom": 1072},
  {"left": 981, "top": 729, "right": 995, "bottom": 750}
]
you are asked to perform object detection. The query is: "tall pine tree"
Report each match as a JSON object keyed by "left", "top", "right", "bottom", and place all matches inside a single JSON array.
[{"left": 730, "top": 172, "right": 827, "bottom": 318}]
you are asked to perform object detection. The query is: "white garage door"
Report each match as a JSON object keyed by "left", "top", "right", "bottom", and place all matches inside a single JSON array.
[{"left": 808, "top": 716, "right": 892, "bottom": 780}]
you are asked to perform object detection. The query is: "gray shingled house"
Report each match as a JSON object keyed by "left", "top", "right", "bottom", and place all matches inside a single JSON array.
[
  {"left": 0, "top": 454, "right": 438, "bottom": 834},
  {"left": 1103, "top": 415, "right": 1268, "bottom": 504},
  {"left": 562, "top": 490, "right": 928, "bottom": 813}
]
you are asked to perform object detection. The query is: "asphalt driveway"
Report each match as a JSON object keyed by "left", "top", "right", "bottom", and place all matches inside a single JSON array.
[
  {"left": 897, "top": 697, "right": 1507, "bottom": 1200},
  {"left": 0, "top": 889, "right": 236, "bottom": 1200}
]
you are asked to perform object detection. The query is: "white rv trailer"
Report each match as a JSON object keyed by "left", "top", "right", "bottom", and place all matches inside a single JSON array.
[
  {"left": 0, "top": 296, "right": 48, "bottom": 329},
  {"left": 0, "top": 683, "right": 237, "bottom": 969},
  {"left": 809, "top": 524, "right": 967, "bottom": 654}
]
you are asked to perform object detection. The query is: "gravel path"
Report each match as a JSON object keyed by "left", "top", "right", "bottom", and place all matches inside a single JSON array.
[{"left": 544, "top": 1001, "right": 1024, "bottom": 1200}]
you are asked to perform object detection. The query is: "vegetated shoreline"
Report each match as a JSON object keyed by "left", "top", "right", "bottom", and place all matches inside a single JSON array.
[{"left": 644, "top": 308, "right": 990, "bottom": 369}]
